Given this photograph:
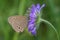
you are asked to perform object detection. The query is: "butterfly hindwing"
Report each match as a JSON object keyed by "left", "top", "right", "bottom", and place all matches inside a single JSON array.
[{"left": 8, "top": 16, "right": 28, "bottom": 32}]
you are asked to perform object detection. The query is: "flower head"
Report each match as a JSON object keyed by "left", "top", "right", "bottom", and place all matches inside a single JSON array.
[{"left": 28, "top": 3, "right": 45, "bottom": 35}]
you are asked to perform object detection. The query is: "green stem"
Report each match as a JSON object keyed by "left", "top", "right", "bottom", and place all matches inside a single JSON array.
[
  {"left": 4, "top": 32, "right": 9, "bottom": 40},
  {"left": 40, "top": 18, "right": 59, "bottom": 40},
  {"left": 18, "top": 0, "right": 26, "bottom": 15},
  {"left": 13, "top": 32, "right": 19, "bottom": 40},
  {"left": 12, "top": 0, "right": 27, "bottom": 40}
]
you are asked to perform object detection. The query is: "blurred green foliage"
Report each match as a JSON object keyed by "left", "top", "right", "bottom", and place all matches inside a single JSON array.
[{"left": 0, "top": 0, "right": 60, "bottom": 40}]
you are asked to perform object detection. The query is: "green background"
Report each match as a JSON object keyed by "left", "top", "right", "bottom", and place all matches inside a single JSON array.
[{"left": 0, "top": 0, "right": 60, "bottom": 40}]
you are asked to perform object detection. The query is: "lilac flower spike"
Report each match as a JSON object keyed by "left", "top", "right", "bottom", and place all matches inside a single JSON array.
[{"left": 28, "top": 4, "right": 45, "bottom": 35}]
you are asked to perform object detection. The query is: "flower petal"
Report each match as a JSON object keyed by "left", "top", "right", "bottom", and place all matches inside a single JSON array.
[
  {"left": 28, "top": 24, "right": 35, "bottom": 31},
  {"left": 40, "top": 4, "right": 45, "bottom": 10},
  {"left": 36, "top": 3, "right": 40, "bottom": 10},
  {"left": 31, "top": 27, "right": 36, "bottom": 35}
]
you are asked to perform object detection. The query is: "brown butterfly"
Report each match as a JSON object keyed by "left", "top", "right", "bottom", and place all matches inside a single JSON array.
[{"left": 8, "top": 16, "right": 28, "bottom": 32}]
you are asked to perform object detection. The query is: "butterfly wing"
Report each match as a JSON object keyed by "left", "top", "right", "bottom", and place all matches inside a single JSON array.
[{"left": 8, "top": 16, "right": 28, "bottom": 32}]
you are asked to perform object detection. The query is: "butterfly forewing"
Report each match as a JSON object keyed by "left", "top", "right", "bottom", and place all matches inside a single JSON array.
[{"left": 8, "top": 16, "right": 28, "bottom": 32}]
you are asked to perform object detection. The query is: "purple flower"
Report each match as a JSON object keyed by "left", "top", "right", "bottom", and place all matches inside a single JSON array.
[{"left": 28, "top": 3, "right": 45, "bottom": 35}]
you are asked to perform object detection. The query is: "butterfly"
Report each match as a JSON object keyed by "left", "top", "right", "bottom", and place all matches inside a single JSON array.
[{"left": 8, "top": 16, "right": 28, "bottom": 32}]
